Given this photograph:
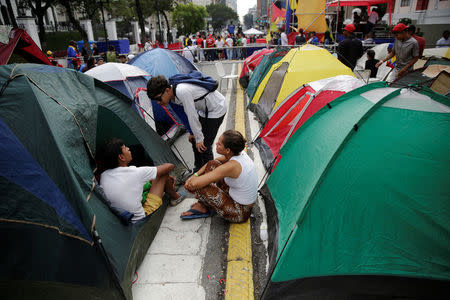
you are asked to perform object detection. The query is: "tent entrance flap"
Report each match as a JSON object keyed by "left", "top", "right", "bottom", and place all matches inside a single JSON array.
[{"left": 255, "top": 62, "right": 290, "bottom": 124}]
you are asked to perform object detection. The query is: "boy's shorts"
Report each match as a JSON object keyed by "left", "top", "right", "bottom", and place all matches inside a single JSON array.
[{"left": 143, "top": 193, "right": 162, "bottom": 215}]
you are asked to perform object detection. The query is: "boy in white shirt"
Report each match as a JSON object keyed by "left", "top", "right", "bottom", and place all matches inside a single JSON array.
[{"left": 99, "top": 138, "right": 184, "bottom": 223}]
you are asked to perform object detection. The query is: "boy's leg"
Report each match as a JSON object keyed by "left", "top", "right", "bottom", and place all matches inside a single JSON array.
[
  {"left": 149, "top": 173, "right": 179, "bottom": 200},
  {"left": 196, "top": 115, "right": 225, "bottom": 169}
]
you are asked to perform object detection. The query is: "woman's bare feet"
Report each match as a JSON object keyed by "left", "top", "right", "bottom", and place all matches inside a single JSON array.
[{"left": 180, "top": 201, "right": 207, "bottom": 217}]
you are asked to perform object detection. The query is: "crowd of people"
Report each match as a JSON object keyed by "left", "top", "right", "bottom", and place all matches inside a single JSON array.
[{"left": 180, "top": 32, "right": 261, "bottom": 62}]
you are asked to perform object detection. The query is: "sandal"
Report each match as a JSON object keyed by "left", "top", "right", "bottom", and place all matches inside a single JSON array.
[
  {"left": 180, "top": 208, "right": 213, "bottom": 220},
  {"left": 170, "top": 191, "right": 187, "bottom": 206}
]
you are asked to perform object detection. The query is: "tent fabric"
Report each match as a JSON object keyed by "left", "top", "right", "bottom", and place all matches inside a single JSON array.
[
  {"left": 260, "top": 82, "right": 450, "bottom": 298},
  {"left": 255, "top": 75, "right": 363, "bottom": 171},
  {"left": 128, "top": 48, "right": 196, "bottom": 79},
  {"left": 239, "top": 48, "right": 273, "bottom": 88},
  {"left": 85, "top": 62, "right": 149, "bottom": 82},
  {"left": 246, "top": 48, "right": 289, "bottom": 102},
  {"left": 0, "top": 28, "right": 51, "bottom": 65},
  {"left": 0, "top": 64, "right": 185, "bottom": 299},
  {"left": 85, "top": 63, "right": 151, "bottom": 119},
  {"left": 250, "top": 44, "right": 354, "bottom": 123},
  {"left": 243, "top": 28, "right": 264, "bottom": 35}
]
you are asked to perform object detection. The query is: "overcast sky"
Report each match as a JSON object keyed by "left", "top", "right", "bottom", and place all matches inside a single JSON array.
[{"left": 237, "top": 0, "right": 257, "bottom": 21}]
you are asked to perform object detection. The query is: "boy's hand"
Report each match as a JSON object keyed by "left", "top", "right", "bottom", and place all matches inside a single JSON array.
[{"left": 196, "top": 141, "right": 207, "bottom": 153}]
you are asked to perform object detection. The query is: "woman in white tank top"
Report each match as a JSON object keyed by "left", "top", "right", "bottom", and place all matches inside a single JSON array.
[{"left": 181, "top": 130, "right": 258, "bottom": 223}]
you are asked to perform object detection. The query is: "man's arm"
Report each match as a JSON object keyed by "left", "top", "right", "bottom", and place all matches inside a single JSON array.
[
  {"left": 176, "top": 85, "right": 204, "bottom": 143},
  {"left": 156, "top": 163, "right": 174, "bottom": 177},
  {"left": 376, "top": 51, "right": 395, "bottom": 68},
  {"left": 185, "top": 161, "right": 241, "bottom": 190},
  {"left": 398, "top": 56, "right": 419, "bottom": 77}
]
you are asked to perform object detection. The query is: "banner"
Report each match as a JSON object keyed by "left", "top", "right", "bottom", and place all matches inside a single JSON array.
[{"left": 296, "top": 0, "right": 328, "bottom": 33}]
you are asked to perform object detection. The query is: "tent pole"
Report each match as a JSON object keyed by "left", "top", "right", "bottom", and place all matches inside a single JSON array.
[{"left": 335, "top": 0, "right": 340, "bottom": 43}]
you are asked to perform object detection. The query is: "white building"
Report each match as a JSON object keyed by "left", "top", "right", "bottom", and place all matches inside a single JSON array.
[{"left": 225, "top": 0, "right": 238, "bottom": 13}]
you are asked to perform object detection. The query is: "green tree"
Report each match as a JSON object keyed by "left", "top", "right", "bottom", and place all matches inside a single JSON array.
[
  {"left": 205, "top": 3, "right": 238, "bottom": 33},
  {"left": 244, "top": 13, "right": 254, "bottom": 29},
  {"left": 18, "top": 0, "right": 58, "bottom": 50},
  {"left": 172, "top": 3, "right": 207, "bottom": 36},
  {"left": 57, "top": 0, "right": 88, "bottom": 42},
  {"left": 143, "top": 0, "right": 176, "bottom": 42}
]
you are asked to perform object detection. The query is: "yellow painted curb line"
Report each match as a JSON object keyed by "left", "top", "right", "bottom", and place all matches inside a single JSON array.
[{"left": 225, "top": 63, "right": 254, "bottom": 300}]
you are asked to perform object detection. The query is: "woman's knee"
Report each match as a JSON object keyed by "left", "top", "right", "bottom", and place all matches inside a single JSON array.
[{"left": 205, "top": 160, "right": 221, "bottom": 172}]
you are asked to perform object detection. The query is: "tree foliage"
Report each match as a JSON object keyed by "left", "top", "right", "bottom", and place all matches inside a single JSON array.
[
  {"left": 205, "top": 3, "right": 238, "bottom": 33},
  {"left": 172, "top": 3, "right": 207, "bottom": 36},
  {"left": 244, "top": 13, "right": 254, "bottom": 29},
  {"left": 18, "top": 0, "right": 57, "bottom": 50}
]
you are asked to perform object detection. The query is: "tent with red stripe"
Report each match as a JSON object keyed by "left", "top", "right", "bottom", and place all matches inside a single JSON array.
[{"left": 254, "top": 75, "right": 363, "bottom": 171}]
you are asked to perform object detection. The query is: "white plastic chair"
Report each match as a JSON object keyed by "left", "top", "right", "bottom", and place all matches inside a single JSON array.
[{"left": 216, "top": 61, "right": 238, "bottom": 91}]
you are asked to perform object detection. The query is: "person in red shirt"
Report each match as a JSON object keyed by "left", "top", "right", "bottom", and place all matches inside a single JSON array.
[
  {"left": 408, "top": 25, "right": 425, "bottom": 58},
  {"left": 205, "top": 34, "right": 216, "bottom": 61},
  {"left": 196, "top": 34, "right": 204, "bottom": 61}
]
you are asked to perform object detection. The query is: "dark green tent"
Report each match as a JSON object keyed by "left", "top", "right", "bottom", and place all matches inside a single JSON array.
[
  {"left": 0, "top": 64, "right": 185, "bottom": 299},
  {"left": 260, "top": 82, "right": 450, "bottom": 299},
  {"left": 246, "top": 47, "right": 288, "bottom": 103}
]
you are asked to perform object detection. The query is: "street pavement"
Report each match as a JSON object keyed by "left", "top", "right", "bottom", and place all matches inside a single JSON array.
[{"left": 132, "top": 61, "right": 268, "bottom": 299}]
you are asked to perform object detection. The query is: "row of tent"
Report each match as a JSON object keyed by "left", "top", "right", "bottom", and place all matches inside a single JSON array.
[
  {"left": 240, "top": 45, "right": 450, "bottom": 298},
  {"left": 0, "top": 48, "right": 199, "bottom": 298}
]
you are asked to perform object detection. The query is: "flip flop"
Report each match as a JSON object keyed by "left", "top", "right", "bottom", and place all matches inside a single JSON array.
[
  {"left": 180, "top": 208, "right": 212, "bottom": 220},
  {"left": 170, "top": 191, "right": 187, "bottom": 206}
]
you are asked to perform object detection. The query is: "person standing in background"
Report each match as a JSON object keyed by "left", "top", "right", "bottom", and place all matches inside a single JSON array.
[
  {"left": 408, "top": 25, "right": 425, "bottom": 57},
  {"left": 337, "top": 24, "right": 364, "bottom": 70},
  {"left": 376, "top": 23, "right": 419, "bottom": 81},
  {"left": 367, "top": 7, "right": 379, "bottom": 33}
]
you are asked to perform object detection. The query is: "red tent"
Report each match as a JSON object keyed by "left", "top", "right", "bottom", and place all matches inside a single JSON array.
[
  {"left": 254, "top": 75, "right": 364, "bottom": 172},
  {"left": 0, "top": 28, "right": 51, "bottom": 65},
  {"left": 239, "top": 48, "right": 274, "bottom": 88},
  {"left": 328, "top": 0, "right": 394, "bottom": 29}
]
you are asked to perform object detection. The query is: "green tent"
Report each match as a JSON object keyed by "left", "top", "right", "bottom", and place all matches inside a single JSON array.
[
  {"left": 246, "top": 48, "right": 288, "bottom": 103},
  {"left": 261, "top": 82, "right": 450, "bottom": 299},
  {"left": 0, "top": 64, "right": 185, "bottom": 299}
]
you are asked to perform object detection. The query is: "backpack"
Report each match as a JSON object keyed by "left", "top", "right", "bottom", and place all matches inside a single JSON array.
[{"left": 169, "top": 71, "right": 219, "bottom": 118}]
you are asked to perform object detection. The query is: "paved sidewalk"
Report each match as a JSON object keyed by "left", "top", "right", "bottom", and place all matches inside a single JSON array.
[
  {"left": 132, "top": 197, "right": 210, "bottom": 299},
  {"left": 132, "top": 61, "right": 267, "bottom": 299}
]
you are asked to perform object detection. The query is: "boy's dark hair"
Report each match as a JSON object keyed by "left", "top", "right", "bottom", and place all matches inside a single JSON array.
[
  {"left": 108, "top": 45, "right": 115, "bottom": 51},
  {"left": 97, "top": 138, "right": 125, "bottom": 169},
  {"left": 367, "top": 49, "right": 375, "bottom": 60},
  {"left": 147, "top": 75, "right": 170, "bottom": 100},
  {"left": 222, "top": 130, "right": 247, "bottom": 155}
]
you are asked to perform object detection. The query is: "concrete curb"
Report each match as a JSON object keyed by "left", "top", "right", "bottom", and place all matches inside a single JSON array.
[{"left": 225, "top": 63, "right": 254, "bottom": 300}]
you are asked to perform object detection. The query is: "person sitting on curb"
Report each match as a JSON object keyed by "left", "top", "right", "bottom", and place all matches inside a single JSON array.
[
  {"left": 98, "top": 138, "right": 186, "bottom": 223},
  {"left": 181, "top": 130, "right": 258, "bottom": 223}
]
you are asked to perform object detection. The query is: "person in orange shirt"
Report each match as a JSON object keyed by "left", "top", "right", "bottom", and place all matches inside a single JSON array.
[{"left": 408, "top": 25, "right": 425, "bottom": 58}]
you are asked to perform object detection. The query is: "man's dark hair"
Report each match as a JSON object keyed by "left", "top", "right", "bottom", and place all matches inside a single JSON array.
[
  {"left": 108, "top": 45, "right": 115, "bottom": 51},
  {"left": 443, "top": 30, "right": 450, "bottom": 36},
  {"left": 222, "top": 130, "right": 246, "bottom": 155},
  {"left": 97, "top": 138, "right": 125, "bottom": 169},
  {"left": 147, "top": 75, "right": 170, "bottom": 100},
  {"left": 367, "top": 49, "right": 375, "bottom": 60},
  {"left": 408, "top": 24, "right": 416, "bottom": 34}
]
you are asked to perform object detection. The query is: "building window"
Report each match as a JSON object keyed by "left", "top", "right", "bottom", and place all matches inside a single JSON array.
[
  {"left": 416, "top": 0, "right": 429, "bottom": 10},
  {"left": 400, "top": 0, "right": 411, "bottom": 6}
]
